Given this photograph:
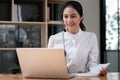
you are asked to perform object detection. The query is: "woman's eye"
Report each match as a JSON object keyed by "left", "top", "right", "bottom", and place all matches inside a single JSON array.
[
  {"left": 71, "top": 15, "right": 76, "bottom": 18},
  {"left": 64, "top": 16, "right": 68, "bottom": 18}
]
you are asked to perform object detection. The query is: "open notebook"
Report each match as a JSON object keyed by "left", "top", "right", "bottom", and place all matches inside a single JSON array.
[{"left": 73, "top": 63, "right": 110, "bottom": 76}]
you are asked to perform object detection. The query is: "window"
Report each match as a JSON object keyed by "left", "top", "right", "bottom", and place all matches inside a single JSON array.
[
  {"left": 106, "top": 0, "right": 120, "bottom": 50},
  {"left": 101, "top": 0, "right": 120, "bottom": 72}
]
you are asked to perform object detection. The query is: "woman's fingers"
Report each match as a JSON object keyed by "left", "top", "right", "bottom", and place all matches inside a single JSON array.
[{"left": 99, "top": 67, "right": 108, "bottom": 76}]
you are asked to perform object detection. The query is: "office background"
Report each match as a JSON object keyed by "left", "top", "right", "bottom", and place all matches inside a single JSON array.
[{"left": 0, "top": 0, "right": 119, "bottom": 73}]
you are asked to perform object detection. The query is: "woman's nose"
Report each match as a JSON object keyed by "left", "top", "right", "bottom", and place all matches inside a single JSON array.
[{"left": 68, "top": 17, "right": 73, "bottom": 23}]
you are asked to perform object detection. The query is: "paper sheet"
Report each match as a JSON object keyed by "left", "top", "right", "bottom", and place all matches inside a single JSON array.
[{"left": 70, "top": 63, "right": 110, "bottom": 77}]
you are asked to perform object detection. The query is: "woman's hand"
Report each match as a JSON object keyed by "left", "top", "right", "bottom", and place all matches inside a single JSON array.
[{"left": 98, "top": 67, "right": 108, "bottom": 76}]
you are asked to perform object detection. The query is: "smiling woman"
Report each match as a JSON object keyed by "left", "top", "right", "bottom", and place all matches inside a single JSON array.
[
  {"left": 61, "top": 1, "right": 86, "bottom": 33},
  {"left": 62, "top": 6, "right": 82, "bottom": 34},
  {"left": 48, "top": 1, "right": 109, "bottom": 76}
]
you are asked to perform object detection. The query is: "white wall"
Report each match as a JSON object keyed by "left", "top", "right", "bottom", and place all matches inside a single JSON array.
[{"left": 75, "top": 0, "right": 100, "bottom": 46}]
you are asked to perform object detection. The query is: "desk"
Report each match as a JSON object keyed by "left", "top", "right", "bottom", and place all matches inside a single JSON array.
[{"left": 0, "top": 72, "right": 119, "bottom": 80}]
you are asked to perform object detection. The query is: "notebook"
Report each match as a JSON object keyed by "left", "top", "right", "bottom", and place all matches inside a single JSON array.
[
  {"left": 16, "top": 48, "right": 74, "bottom": 79},
  {"left": 73, "top": 63, "right": 110, "bottom": 76}
]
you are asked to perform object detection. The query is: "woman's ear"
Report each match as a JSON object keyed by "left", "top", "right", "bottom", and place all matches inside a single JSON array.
[{"left": 80, "top": 16, "right": 84, "bottom": 22}]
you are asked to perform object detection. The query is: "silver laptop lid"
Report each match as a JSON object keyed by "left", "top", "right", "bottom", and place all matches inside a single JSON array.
[{"left": 16, "top": 48, "right": 68, "bottom": 79}]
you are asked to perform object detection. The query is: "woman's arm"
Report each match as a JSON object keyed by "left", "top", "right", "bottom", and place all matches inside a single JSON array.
[
  {"left": 87, "top": 33, "right": 99, "bottom": 71},
  {"left": 48, "top": 35, "right": 55, "bottom": 48},
  {"left": 87, "top": 33, "right": 108, "bottom": 76}
]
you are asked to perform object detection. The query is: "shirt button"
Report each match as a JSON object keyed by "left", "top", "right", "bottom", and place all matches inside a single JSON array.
[{"left": 72, "top": 39, "right": 75, "bottom": 44}]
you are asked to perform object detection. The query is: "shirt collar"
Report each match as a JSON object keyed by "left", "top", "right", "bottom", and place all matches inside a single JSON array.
[{"left": 64, "top": 27, "right": 83, "bottom": 39}]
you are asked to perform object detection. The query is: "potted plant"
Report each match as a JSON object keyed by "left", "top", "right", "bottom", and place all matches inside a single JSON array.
[
  {"left": 27, "top": 11, "right": 39, "bottom": 21},
  {"left": 8, "top": 64, "right": 20, "bottom": 74}
]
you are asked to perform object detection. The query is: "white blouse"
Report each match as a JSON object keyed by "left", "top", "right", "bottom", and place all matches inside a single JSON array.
[{"left": 48, "top": 29, "right": 99, "bottom": 73}]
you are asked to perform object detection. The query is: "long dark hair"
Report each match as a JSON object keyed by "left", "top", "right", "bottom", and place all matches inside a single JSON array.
[{"left": 61, "top": 1, "right": 86, "bottom": 31}]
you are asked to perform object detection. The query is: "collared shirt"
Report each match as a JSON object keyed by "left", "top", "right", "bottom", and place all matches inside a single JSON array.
[{"left": 48, "top": 29, "right": 99, "bottom": 73}]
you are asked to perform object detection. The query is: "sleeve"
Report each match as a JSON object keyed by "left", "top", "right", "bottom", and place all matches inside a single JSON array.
[
  {"left": 87, "top": 33, "right": 99, "bottom": 71},
  {"left": 48, "top": 35, "right": 55, "bottom": 48}
]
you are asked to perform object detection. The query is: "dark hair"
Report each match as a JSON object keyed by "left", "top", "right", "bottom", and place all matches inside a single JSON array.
[{"left": 61, "top": 1, "right": 86, "bottom": 31}]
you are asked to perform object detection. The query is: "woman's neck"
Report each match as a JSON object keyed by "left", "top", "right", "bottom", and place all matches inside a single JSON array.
[
  {"left": 70, "top": 30, "right": 79, "bottom": 34},
  {"left": 68, "top": 28, "right": 80, "bottom": 34}
]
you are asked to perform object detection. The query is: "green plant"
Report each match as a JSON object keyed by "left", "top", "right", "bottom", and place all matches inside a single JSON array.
[
  {"left": 8, "top": 64, "right": 20, "bottom": 74},
  {"left": 27, "top": 11, "right": 39, "bottom": 21}
]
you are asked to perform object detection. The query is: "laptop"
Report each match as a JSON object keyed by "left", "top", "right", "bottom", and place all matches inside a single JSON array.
[{"left": 16, "top": 48, "right": 74, "bottom": 79}]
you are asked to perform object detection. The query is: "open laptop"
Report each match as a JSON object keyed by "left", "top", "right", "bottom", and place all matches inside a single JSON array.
[{"left": 16, "top": 48, "right": 74, "bottom": 79}]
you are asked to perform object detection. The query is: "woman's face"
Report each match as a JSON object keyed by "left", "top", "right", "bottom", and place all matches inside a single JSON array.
[{"left": 63, "top": 7, "right": 83, "bottom": 34}]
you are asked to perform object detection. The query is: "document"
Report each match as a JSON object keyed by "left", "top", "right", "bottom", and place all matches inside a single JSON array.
[{"left": 73, "top": 63, "right": 110, "bottom": 76}]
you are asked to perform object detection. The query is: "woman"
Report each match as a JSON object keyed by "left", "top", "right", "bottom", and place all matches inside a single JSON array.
[{"left": 48, "top": 1, "right": 108, "bottom": 76}]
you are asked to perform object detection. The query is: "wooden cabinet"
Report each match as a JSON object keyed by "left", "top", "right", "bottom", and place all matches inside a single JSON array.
[
  {"left": 0, "top": 0, "right": 70, "bottom": 49},
  {"left": 0, "top": 0, "right": 69, "bottom": 73}
]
